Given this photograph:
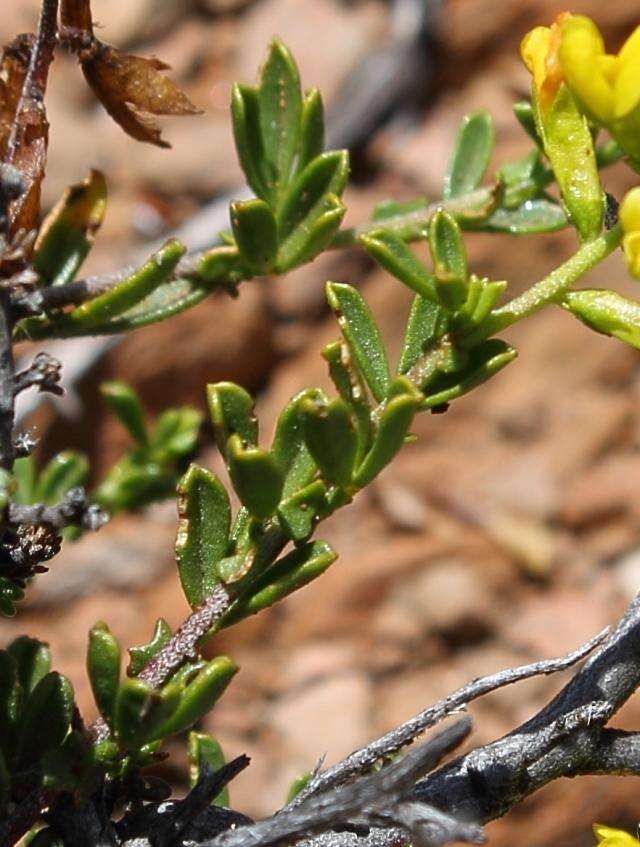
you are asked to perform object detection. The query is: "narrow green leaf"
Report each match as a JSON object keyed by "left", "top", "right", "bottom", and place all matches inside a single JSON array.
[
  {"left": 563, "top": 289, "right": 640, "bottom": 349},
  {"left": 94, "top": 463, "right": 176, "bottom": 513},
  {"left": 230, "top": 199, "right": 278, "bottom": 273},
  {"left": 277, "top": 479, "right": 329, "bottom": 542},
  {"left": 298, "top": 88, "right": 324, "bottom": 173},
  {"left": 276, "top": 194, "right": 345, "bottom": 272},
  {"left": 353, "top": 389, "right": 421, "bottom": 488},
  {"left": 478, "top": 199, "right": 568, "bottom": 234},
  {"left": 114, "top": 678, "right": 180, "bottom": 748},
  {"left": 155, "top": 657, "right": 238, "bottom": 736},
  {"left": 188, "top": 732, "right": 230, "bottom": 806},
  {"left": 207, "top": 382, "right": 258, "bottom": 455},
  {"left": 278, "top": 150, "right": 349, "bottom": 239},
  {"left": 87, "top": 623, "right": 121, "bottom": 725},
  {"left": 321, "top": 341, "right": 371, "bottom": 464},
  {"left": 231, "top": 83, "right": 268, "bottom": 200},
  {"left": 423, "top": 339, "right": 517, "bottom": 407},
  {"left": 371, "top": 197, "right": 428, "bottom": 222},
  {"left": 44, "top": 240, "right": 186, "bottom": 334},
  {"left": 301, "top": 397, "right": 358, "bottom": 487},
  {"left": 258, "top": 39, "right": 303, "bottom": 202},
  {"left": 360, "top": 230, "right": 438, "bottom": 301},
  {"left": 0, "top": 651, "right": 20, "bottom": 757},
  {"left": 152, "top": 407, "right": 202, "bottom": 461},
  {"left": 286, "top": 771, "right": 312, "bottom": 803},
  {"left": 513, "top": 101, "right": 540, "bottom": 144},
  {"left": 101, "top": 381, "right": 148, "bottom": 447},
  {"left": 326, "top": 282, "right": 391, "bottom": 402},
  {"left": 7, "top": 636, "right": 50, "bottom": 695},
  {"left": 18, "top": 672, "right": 74, "bottom": 765},
  {"left": 270, "top": 388, "right": 325, "bottom": 497},
  {"left": 33, "top": 170, "right": 107, "bottom": 287},
  {"left": 12, "top": 455, "right": 37, "bottom": 504},
  {"left": 35, "top": 451, "right": 89, "bottom": 504},
  {"left": 221, "top": 541, "right": 337, "bottom": 627},
  {"left": 428, "top": 211, "right": 468, "bottom": 312},
  {"left": 176, "top": 465, "right": 231, "bottom": 608},
  {"left": 128, "top": 619, "right": 172, "bottom": 677},
  {"left": 398, "top": 295, "right": 443, "bottom": 374},
  {"left": 443, "top": 111, "right": 495, "bottom": 199},
  {"left": 227, "top": 435, "right": 283, "bottom": 520}
]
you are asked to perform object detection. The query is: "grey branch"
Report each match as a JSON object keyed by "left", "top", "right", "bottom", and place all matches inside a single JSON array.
[
  {"left": 13, "top": 351, "right": 63, "bottom": 396},
  {"left": 8, "top": 487, "right": 108, "bottom": 532}
]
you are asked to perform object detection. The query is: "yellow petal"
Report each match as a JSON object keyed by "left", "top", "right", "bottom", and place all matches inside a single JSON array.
[
  {"left": 614, "top": 53, "right": 640, "bottom": 118},
  {"left": 593, "top": 826, "right": 640, "bottom": 847},
  {"left": 619, "top": 24, "right": 640, "bottom": 63},
  {"left": 624, "top": 232, "right": 640, "bottom": 279},
  {"left": 521, "top": 26, "right": 552, "bottom": 89},
  {"left": 559, "top": 15, "right": 614, "bottom": 121},
  {"left": 597, "top": 54, "right": 619, "bottom": 84},
  {"left": 620, "top": 187, "right": 640, "bottom": 234}
]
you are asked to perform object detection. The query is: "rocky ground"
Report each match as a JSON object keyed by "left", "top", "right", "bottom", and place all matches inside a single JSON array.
[{"left": 4, "top": 1, "right": 640, "bottom": 845}]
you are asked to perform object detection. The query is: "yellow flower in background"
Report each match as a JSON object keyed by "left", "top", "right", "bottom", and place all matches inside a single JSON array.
[
  {"left": 620, "top": 188, "right": 640, "bottom": 278},
  {"left": 593, "top": 824, "right": 640, "bottom": 847},
  {"left": 557, "top": 15, "right": 640, "bottom": 165}
]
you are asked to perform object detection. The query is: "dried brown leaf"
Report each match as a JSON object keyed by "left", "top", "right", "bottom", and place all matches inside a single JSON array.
[
  {"left": 80, "top": 43, "right": 202, "bottom": 148},
  {"left": 60, "top": 0, "right": 93, "bottom": 32}
]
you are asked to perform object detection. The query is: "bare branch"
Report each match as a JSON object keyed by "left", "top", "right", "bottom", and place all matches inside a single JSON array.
[
  {"left": 13, "top": 351, "right": 62, "bottom": 395},
  {"left": 8, "top": 487, "right": 108, "bottom": 531}
]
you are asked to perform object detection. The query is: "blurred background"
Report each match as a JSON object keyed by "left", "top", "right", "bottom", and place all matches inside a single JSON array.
[{"left": 3, "top": 1, "right": 640, "bottom": 844}]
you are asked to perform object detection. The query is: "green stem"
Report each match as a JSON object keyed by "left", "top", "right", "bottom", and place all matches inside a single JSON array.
[{"left": 462, "top": 224, "right": 623, "bottom": 347}]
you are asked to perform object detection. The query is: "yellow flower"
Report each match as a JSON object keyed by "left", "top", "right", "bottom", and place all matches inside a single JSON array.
[
  {"left": 620, "top": 187, "right": 640, "bottom": 278},
  {"left": 557, "top": 15, "right": 640, "bottom": 165},
  {"left": 520, "top": 14, "right": 568, "bottom": 113},
  {"left": 593, "top": 824, "right": 640, "bottom": 847}
]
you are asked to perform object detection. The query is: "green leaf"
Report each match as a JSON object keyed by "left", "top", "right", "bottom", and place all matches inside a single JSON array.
[
  {"left": 534, "top": 84, "right": 603, "bottom": 242},
  {"left": 563, "top": 289, "right": 640, "bottom": 349},
  {"left": 7, "top": 636, "right": 50, "bottom": 694},
  {"left": 258, "top": 39, "right": 303, "bottom": 203},
  {"left": 0, "top": 580, "right": 23, "bottom": 618},
  {"left": 478, "top": 198, "right": 568, "bottom": 234},
  {"left": 227, "top": 435, "right": 283, "bottom": 520},
  {"left": 513, "top": 101, "right": 540, "bottom": 145},
  {"left": 221, "top": 541, "right": 337, "bottom": 627},
  {"left": 18, "top": 672, "right": 74, "bottom": 765},
  {"left": 207, "top": 382, "right": 258, "bottom": 455},
  {"left": 326, "top": 282, "right": 391, "bottom": 402},
  {"left": 276, "top": 193, "right": 346, "bottom": 272},
  {"left": 398, "top": 295, "right": 443, "bottom": 375},
  {"left": 0, "top": 651, "right": 20, "bottom": 757},
  {"left": 188, "top": 732, "right": 230, "bottom": 806},
  {"left": 423, "top": 339, "right": 517, "bottom": 407},
  {"left": 154, "top": 657, "right": 238, "bottom": 737},
  {"left": 278, "top": 150, "right": 349, "bottom": 240},
  {"left": 33, "top": 170, "right": 107, "bottom": 287},
  {"left": 443, "top": 111, "right": 495, "bottom": 199},
  {"left": 286, "top": 771, "right": 312, "bottom": 803},
  {"left": 230, "top": 199, "right": 278, "bottom": 273},
  {"left": 321, "top": 341, "right": 371, "bottom": 464},
  {"left": 298, "top": 88, "right": 324, "bottom": 173},
  {"left": 231, "top": 83, "right": 268, "bottom": 200},
  {"left": 87, "top": 623, "right": 121, "bottom": 725},
  {"left": 176, "top": 465, "right": 231, "bottom": 608},
  {"left": 0, "top": 749, "right": 9, "bottom": 813},
  {"left": 455, "top": 277, "right": 507, "bottom": 331},
  {"left": 94, "top": 463, "right": 176, "bottom": 512},
  {"left": 101, "top": 381, "right": 148, "bottom": 447},
  {"left": 353, "top": 384, "right": 421, "bottom": 488},
  {"left": 152, "top": 407, "right": 202, "bottom": 461},
  {"left": 271, "top": 389, "right": 325, "bottom": 497},
  {"left": 301, "top": 397, "right": 358, "bottom": 487},
  {"left": 114, "top": 678, "right": 181, "bottom": 748},
  {"left": 371, "top": 197, "right": 428, "bottom": 222},
  {"left": 360, "top": 230, "right": 438, "bottom": 301},
  {"left": 12, "top": 455, "right": 37, "bottom": 504},
  {"left": 35, "top": 451, "right": 89, "bottom": 504},
  {"left": 277, "top": 479, "right": 329, "bottom": 543},
  {"left": 428, "top": 210, "right": 468, "bottom": 311},
  {"left": 41, "top": 240, "right": 186, "bottom": 334},
  {"left": 128, "top": 619, "right": 172, "bottom": 677}
]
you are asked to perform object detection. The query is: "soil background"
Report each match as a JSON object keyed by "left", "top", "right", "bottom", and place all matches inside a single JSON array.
[{"left": 4, "top": 1, "right": 640, "bottom": 845}]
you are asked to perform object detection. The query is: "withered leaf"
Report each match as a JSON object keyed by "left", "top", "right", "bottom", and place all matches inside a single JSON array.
[
  {"left": 0, "top": 34, "right": 49, "bottom": 237},
  {"left": 60, "top": 0, "right": 94, "bottom": 32},
  {"left": 80, "top": 44, "right": 202, "bottom": 148}
]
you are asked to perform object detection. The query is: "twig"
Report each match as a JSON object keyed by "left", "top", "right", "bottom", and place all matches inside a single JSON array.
[
  {"left": 8, "top": 487, "right": 108, "bottom": 531},
  {"left": 293, "top": 627, "right": 609, "bottom": 805},
  {"left": 13, "top": 351, "right": 62, "bottom": 395},
  {"left": 203, "top": 720, "right": 482, "bottom": 847}
]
